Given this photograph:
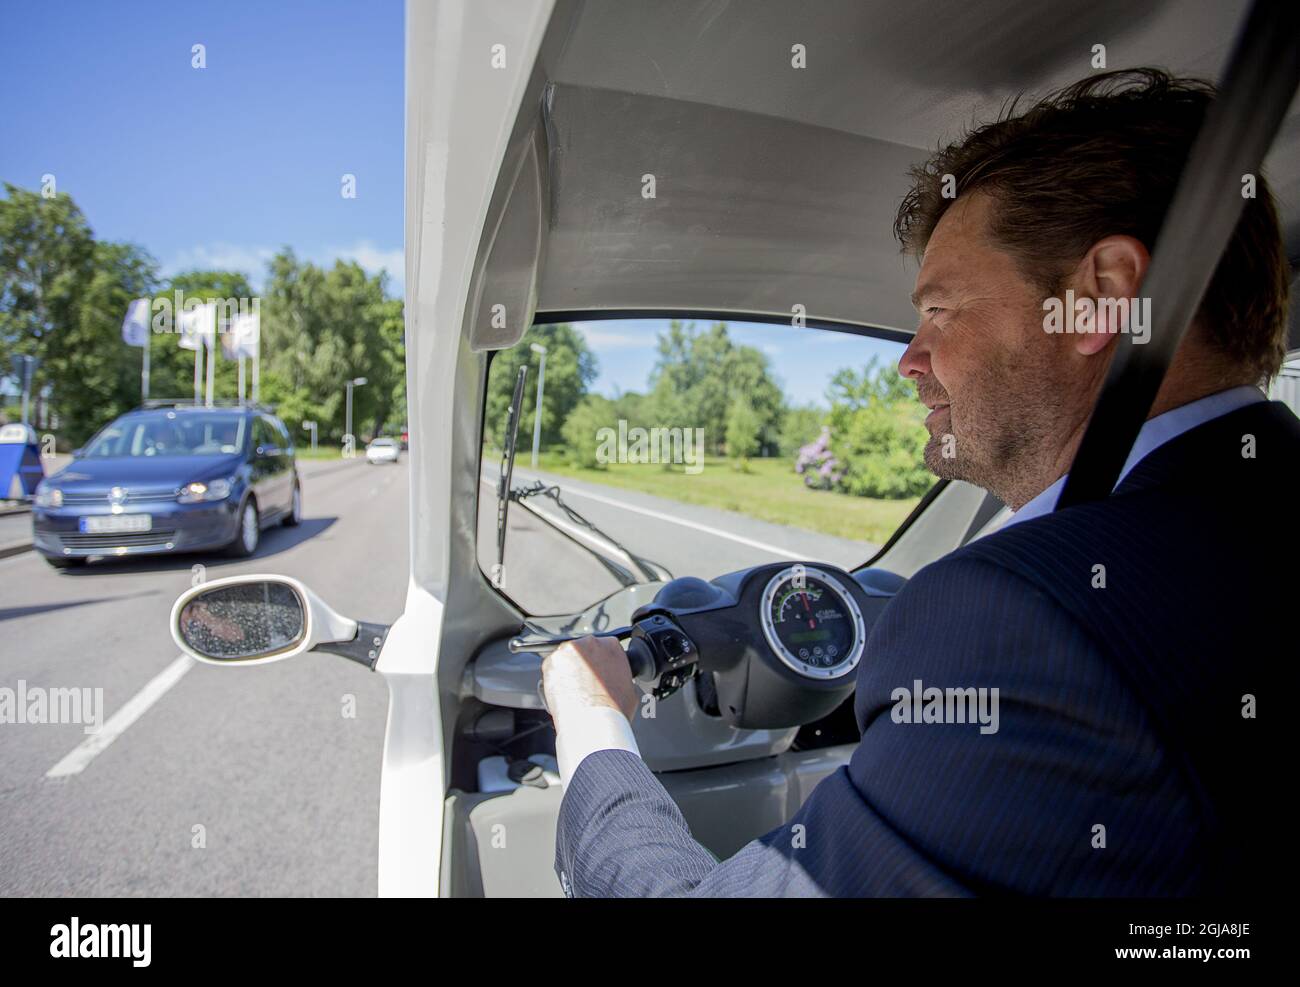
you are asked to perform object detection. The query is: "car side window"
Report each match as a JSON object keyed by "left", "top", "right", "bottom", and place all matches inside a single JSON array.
[
  {"left": 254, "top": 418, "right": 278, "bottom": 453},
  {"left": 273, "top": 418, "right": 293, "bottom": 453}
]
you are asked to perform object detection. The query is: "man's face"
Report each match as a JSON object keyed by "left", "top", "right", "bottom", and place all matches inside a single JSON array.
[{"left": 897, "top": 193, "right": 1074, "bottom": 506}]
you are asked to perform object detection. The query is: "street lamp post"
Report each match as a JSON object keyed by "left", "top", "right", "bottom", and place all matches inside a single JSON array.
[
  {"left": 529, "top": 343, "right": 547, "bottom": 468},
  {"left": 344, "top": 377, "right": 367, "bottom": 456}
]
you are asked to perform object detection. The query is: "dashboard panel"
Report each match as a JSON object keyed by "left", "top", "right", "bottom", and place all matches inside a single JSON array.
[{"left": 468, "top": 562, "right": 906, "bottom": 772}]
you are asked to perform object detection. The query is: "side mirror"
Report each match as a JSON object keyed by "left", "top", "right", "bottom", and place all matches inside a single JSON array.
[{"left": 170, "top": 574, "right": 386, "bottom": 668}]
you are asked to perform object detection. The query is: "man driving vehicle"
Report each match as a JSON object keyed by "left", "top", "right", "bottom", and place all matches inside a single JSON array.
[{"left": 541, "top": 69, "right": 1296, "bottom": 896}]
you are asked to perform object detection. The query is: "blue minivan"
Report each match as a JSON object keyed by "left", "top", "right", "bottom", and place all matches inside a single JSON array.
[{"left": 33, "top": 403, "right": 301, "bottom": 569}]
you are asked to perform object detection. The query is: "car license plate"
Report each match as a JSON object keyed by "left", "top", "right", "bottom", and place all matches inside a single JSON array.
[{"left": 80, "top": 514, "right": 152, "bottom": 534}]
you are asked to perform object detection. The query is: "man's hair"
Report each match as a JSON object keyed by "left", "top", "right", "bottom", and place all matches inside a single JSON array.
[{"left": 894, "top": 68, "right": 1291, "bottom": 384}]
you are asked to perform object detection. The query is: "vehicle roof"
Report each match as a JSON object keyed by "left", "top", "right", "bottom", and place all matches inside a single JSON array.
[
  {"left": 120, "top": 405, "right": 266, "bottom": 417},
  {"left": 465, "top": 0, "right": 1300, "bottom": 349}
]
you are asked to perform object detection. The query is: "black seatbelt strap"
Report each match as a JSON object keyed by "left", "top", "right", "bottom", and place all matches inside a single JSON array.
[{"left": 1055, "top": 0, "right": 1300, "bottom": 510}]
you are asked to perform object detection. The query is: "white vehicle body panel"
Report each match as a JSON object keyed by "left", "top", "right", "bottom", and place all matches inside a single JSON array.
[{"left": 378, "top": 0, "right": 556, "bottom": 897}]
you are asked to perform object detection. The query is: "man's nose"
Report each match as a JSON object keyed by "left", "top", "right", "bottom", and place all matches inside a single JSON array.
[{"left": 898, "top": 331, "right": 931, "bottom": 380}]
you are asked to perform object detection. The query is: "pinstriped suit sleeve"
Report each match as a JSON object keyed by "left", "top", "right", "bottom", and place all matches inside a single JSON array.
[{"left": 555, "top": 553, "right": 1192, "bottom": 897}]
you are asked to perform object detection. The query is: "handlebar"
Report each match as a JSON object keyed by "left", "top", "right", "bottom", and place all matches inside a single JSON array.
[{"left": 509, "top": 614, "right": 697, "bottom": 694}]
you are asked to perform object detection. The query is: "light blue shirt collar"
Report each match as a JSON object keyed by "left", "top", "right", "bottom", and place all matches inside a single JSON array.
[{"left": 1006, "top": 385, "right": 1266, "bottom": 528}]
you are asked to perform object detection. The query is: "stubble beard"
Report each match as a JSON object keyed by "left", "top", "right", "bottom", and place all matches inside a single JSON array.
[{"left": 921, "top": 347, "right": 1064, "bottom": 508}]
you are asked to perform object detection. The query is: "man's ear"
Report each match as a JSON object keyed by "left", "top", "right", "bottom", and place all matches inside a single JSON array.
[{"left": 1070, "top": 235, "right": 1150, "bottom": 356}]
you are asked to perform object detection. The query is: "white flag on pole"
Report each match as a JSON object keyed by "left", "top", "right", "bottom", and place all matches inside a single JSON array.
[
  {"left": 178, "top": 301, "right": 216, "bottom": 351},
  {"left": 121, "top": 298, "right": 150, "bottom": 347},
  {"left": 223, "top": 310, "right": 260, "bottom": 359}
]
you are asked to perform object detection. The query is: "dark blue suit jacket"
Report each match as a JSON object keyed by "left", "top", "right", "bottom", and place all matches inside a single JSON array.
[{"left": 555, "top": 400, "right": 1296, "bottom": 896}]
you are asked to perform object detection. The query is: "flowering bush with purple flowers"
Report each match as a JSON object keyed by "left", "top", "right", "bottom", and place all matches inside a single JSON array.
[
  {"left": 794, "top": 425, "right": 841, "bottom": 490},
  {"left": 790, "top": 358, "right": 931, "bottom": 499}
]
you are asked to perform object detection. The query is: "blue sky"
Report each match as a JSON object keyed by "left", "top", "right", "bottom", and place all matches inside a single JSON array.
[
  {"left": 0, "top": 0, "right": 405, "bottom": 294},
  {"left": 1, "top": 1, "right": 908, "bottom": 406}
]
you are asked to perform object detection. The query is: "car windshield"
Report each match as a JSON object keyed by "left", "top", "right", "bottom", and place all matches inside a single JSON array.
[
  {"left": 82, "top": 412, "right": 247, "bottom": 458},
  {"left": 370, "top": 438, "right": 396, "bottom": 447},
  {"left": 478, "top": 318, "right": 932, "bottom": 616}
]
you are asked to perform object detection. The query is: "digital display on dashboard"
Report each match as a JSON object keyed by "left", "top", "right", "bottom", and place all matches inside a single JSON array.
[{"left": 789, "top": 629, "right": 832, "bottom": 643}]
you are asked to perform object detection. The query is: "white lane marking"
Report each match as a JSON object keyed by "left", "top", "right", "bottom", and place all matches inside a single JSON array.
[
  {"left": 45, "top": 655, "right": 194, "bottom": 779},
  {"left": 479, "top": 475, "right": 803, "bottom": 560}
]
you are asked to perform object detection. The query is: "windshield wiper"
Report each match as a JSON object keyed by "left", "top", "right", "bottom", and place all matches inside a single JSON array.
[
  {"left": 495, "top": 365, "right": 528, "bottom": 582},
  {"left": 493, "top": 362, "right": 672, "bottom": 589},
  {"left": 511, "top": 479, "right": 672, "bottom": 584}
]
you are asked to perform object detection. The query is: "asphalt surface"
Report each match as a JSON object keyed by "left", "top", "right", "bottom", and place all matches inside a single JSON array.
[
  {"left": 479, "top": 464, "right": 879, "bottom": 616},
  {"left": 0, "top": 456, "right": 402, "bottom": 896},
  {"left": 1, "top": 454, "right": 875, "bottom": 895},
  {"left": 0, "top": 511, "right": 31, "bottom": 557}
]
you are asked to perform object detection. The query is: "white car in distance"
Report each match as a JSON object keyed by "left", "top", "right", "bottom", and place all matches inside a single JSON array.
[{"left": 365, "top": 437, "right": 400, "bottom": 465}]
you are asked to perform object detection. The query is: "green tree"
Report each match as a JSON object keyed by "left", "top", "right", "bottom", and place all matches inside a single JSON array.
[
  {"left": 50, "top": 241, "right": 161, "bottom": 442},
  {"left": 485, "top": 323, "right": 597, "bottom": 450},
  {"left": 725, "top": 394, "right": 762, "bottom": 470},
  {"left": 1, "top": 183, "right": 162, "bottom": 443},
  {"left": 561, "top": 394, "right": 617, "bottom": 469},
  {"left": 0, "top": 184, "right": 97, "bottom": 367},
  {"left": 779, "top": 404, "right": 827, "bottom": 457},
  {"left": 649, "top": 321, "right": 783, "bottom": 455},
  {"left": 260, "top": 249, "right": 405, "bottom": 444},
  {"left": 825, "top": 357, "right": 930, "bottom": 498},
  {"left": 0, "top": 188, "right": 406, "bottom": 449}
]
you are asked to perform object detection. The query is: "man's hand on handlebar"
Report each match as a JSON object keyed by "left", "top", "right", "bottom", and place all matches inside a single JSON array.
[{"left": 541, "top": 635, "right": 639, "bottom": 733}]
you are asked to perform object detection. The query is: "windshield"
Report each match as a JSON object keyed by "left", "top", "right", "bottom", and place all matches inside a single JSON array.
[
  {"left": 82, "top": 412, "right": 247, "bottom": 458},
  {"left": 477, "top": 318, "right": 932, "bottom": 616}
]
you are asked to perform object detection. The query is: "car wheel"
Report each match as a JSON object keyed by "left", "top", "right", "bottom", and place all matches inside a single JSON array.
[
  {"left": 44, "top": 555, "right": 86, "bottom": 570},
  {"left": 227, "top": 499, "right": 260, "bottom": 557},
  {"left": 283, "top": 483, "right": 302, "bottom": 527}
]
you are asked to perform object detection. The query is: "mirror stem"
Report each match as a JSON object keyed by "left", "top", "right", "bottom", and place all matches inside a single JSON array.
[{"left": 317, "top": 621, "right": 391, "bottom": 669}]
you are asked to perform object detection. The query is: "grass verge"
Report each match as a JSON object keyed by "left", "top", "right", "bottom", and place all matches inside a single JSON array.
[{"left": 522, "top": 452, "right": 922, "bottom": 545}]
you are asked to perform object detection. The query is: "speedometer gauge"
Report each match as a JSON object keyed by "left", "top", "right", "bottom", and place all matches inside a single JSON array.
[{"left": 759, "top": 565, "right": 866, "bottom": 679}]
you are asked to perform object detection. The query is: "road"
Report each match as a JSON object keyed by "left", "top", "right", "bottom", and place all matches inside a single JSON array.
[
  {"left": 1, "top": 454, "right": 875, "bottom": 895},
  {"left": 480, "top": 464, "right": 879, "bottom": 616},
  {"left": 0, "top": 457, "right": 402, "bottom": 896}
]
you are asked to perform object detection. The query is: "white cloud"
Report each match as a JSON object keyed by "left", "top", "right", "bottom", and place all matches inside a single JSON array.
[
  {"left": 323, "top": 241, "right": 405, "bottom": 289},
  {"left": 162, "top": 240, "right": 405, "bottom": 295},
  {"left": 574, "top": 324, "right": 657, "bottom": 349},
  {"left": 163, "top": 243, "right": 278, "bottom": 277}
]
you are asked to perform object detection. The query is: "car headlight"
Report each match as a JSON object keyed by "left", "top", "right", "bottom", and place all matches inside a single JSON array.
[
  {"left": 178, "top": 477, "right": 233, "bottom": 503},
  {"left": 35, "top": 483, "right": 62, "bottom": 508}
]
